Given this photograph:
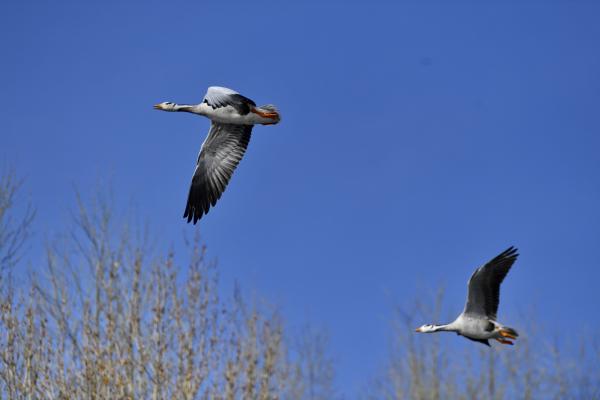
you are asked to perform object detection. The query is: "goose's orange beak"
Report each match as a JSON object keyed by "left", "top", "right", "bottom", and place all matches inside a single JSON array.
[
  {"left": 499, "top": 330, "right": 517, "bottom": 340},
  {"left": 153, "top": 104, "right": 162, "bottom": 110}
]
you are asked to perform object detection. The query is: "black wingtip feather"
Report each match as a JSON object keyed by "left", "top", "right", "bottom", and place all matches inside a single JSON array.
[
  {"left": 465, "top": 336, "right": 491, "bottom": 347},
  {"left": 183, "top": 203, "right": 205, "bottom": 225},
  {"left": 489, "top": 246, "right": 519, "bottom": 266},
  {"left": 501, "top": 246, "right": 519, "bottom": 258}
]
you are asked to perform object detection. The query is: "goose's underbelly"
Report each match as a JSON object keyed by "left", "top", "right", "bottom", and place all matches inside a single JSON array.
[
  {"left": 459, "top": 317, "right": 496, "bottom": 339},
  {"left": 204, "top": 105, "right": 263, "bottom": 125}
]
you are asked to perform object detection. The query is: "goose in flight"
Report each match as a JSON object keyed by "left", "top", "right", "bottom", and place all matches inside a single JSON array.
[
  {"left": 415, "top": 247, "right": 519, "bottom": 346},
  {"left": 154, "top": 86, "right": 280, "bottom": 224}
]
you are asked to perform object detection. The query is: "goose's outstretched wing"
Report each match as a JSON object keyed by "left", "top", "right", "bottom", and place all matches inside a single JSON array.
[
  {"left": 463, "top": 247, "right": 519, "bottom": 320},
  {"left": 202, "top": 86, "right": 256, "bottom": 115},
  {"left": 183, "top": 122, "right": 253, "bottom": 224}
]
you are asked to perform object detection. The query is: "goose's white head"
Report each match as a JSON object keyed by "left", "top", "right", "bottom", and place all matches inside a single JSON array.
[
  {"left": 415, "top": 324, "right": 437, "bottom": 333},
  {"left": 153, "top": 102, "right": 176, "bottom": 111}
]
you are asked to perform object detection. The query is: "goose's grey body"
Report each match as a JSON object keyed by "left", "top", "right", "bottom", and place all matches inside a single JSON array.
[
  {"left": 154, "top": 86, "right": 280, "bottom": 224},
  {"left": 416, "top": 247, "right": 520, "bottom": 346}
]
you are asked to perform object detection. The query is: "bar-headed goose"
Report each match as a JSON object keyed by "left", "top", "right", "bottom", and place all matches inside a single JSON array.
[
  {"left": 154, "top": 86, "right": 280, "bottom": 224},
  {"left": 415, "top": 247, "right": 519, "bottom": 346}
]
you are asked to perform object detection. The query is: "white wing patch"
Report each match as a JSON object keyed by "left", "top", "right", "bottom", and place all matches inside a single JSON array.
[{"left": 203, "top": 86, "right": 240, "bottom": 107}]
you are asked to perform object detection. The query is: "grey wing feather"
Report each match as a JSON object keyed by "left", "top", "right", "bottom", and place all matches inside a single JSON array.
[
  {"left": 183, "top": 123, "right": 253, "bottom": 224},
  {"left": 463, "top": 247, "right": 519, "bottom": 320},
  {"left": 203, "top": 86, "right": 256, "bottom": 115}
]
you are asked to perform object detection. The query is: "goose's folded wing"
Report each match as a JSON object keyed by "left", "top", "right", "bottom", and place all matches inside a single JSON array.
[
  {"left": 203, "top": 86, "right": 256, "bottom": 115},
  {"left": 463, "top": 246, "right": 519, "bottom": 320},
  {"left": 183, "top": 122, "right": 253, "bottom": 224}
]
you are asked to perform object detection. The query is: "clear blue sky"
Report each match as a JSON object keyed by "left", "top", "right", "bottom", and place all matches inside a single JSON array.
[{"left": 2, "top": 1, "right": 600, "bottom": 395}]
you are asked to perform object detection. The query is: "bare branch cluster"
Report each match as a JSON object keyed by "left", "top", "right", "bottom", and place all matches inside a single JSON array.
[
  {"left": 0, "top": 169, "right": 34, "bottom": 280},
  {"left": 3, "top": 174, "right": 598, "bottom": 400},
  {"left": 0, "top": 178, "right": 336, "bottom": 399}
]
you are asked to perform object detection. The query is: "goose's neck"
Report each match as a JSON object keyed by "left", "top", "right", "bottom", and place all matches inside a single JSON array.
[
  {"left": 174, "top": 103, "right": 204, "bottom": 115},
  {"left": 433, "top": 323, "right": 458, "bottom": 333}
]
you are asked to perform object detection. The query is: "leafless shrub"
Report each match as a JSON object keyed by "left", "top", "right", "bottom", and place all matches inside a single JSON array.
[
  {"left": 7, "top": 172, "right": 597, "bottom": 400},
  {"left": 0, "top": 169, "right": 34, "bottom": 281},
  {"left": 0, "top": 179, "right": 336, "bottom": 399},
  {"left": 285, "top": 326, "right": 337, "bottom": 400}
]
